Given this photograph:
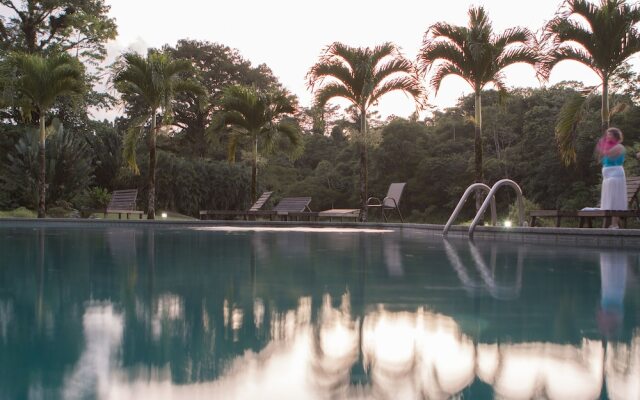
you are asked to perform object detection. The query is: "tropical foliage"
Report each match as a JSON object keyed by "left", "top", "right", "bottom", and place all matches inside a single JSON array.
[
  {"left": 307, "top": 42, "right": 424, "bottom": 220},
  {"left": 1, "top": 51, "right": 85, "bottom": 217},
  {"left": 0, "top": 2, "right": 639, "bottom": 225},
  {"left": 544, "top": 0, "right": 640, "bottom": 164},
  {"left": 113, "top": 50, "right": 203, "bottom": 219},
  {"left": 210, "top": 84, "right": 302, "bottom": 202},
  {"left": 418, "top": 6, "right": 539, "bottom": 206}
]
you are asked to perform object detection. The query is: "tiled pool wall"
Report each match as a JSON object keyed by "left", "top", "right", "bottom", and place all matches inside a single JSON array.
[{"left": 1, "top": 218, "right": 640, "bottom": 249}]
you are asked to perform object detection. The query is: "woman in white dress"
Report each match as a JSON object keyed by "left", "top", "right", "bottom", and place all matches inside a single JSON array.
[{"left": 597, "top": 127, "right": 627, "bottom": 229}]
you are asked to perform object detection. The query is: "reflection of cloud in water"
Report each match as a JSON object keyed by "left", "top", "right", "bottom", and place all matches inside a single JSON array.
[
  {"left": 60, "top": 295, "right": 640, "bottom": 400},
  {"left": 606, "top": 336, "right": 640, "bottom": 400},
  {"left": 193, "top": 227, "right": 393, "bottom": 233},
  {"left": 479, "top": 340, "right": 604, "bottom": 400},
  {"left": 62, "top": 303, "right": 123, "bottom": 400}
]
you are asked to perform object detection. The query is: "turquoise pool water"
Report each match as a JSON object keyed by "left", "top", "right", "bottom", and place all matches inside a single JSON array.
[{"left": 0, "top": 225, "right": 638, "bottom": 399}]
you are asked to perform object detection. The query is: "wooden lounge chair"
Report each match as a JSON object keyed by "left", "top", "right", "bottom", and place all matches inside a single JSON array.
[
  {"left": 105, "top": 189, "right": 143, "bottom": 219},
  {"left": 199, "top": 191, "right": 273, "bottom": 220},
  {"left": 530, "top": 176, "right": 640, "bottom": 227},
  {"left": 366, "top": 182, "right": 406, "bottom": 222},
  {"left": 272, "top": 197, "right": 313, "bottom": 221},
  {"left": 317, "top": 209, "right": 361, "bottom": 222},
  {"left": 578, "top": 176, "right": 640, "bottom": 228}
]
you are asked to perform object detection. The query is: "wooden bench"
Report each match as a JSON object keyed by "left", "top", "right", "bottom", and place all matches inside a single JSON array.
[
  {"left": 577, "top": 176, "right": 640, "bottom": 228},
  {"left": 529, "top": 210, "right": 578, "bottom": 227},
  {"left": 530, "top": 176, "right": 640, "bottom": 228},
  {"left": 105, "top": 189, "right": 143, "bottom": 219},
  {"left": 578, "top": 209, "right": 639, "bottom": 228}
]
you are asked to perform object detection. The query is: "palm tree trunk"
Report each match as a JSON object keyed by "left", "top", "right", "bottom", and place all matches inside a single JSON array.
[
  {"left": 251, "top": 136, "right": 258, "bottom": 203},
  {"left": 37, "top": 115, "right": 46, "bottom": 218},
  {"left": 601, "top": 77, "right": 610, "bottom": 133},
  {"left": 474, "top": 92, "right": 484, "bottom": 211},
  {"left": 359, "top": 107, "right": 368, "bottom": 222},
  {"left": 147, "top": 112, "right": 157, "bottom": 220}
]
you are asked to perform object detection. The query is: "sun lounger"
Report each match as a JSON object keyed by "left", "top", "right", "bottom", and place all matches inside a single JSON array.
[
  {"left": 105, "top": 189, "right": 143, "bottom": 219},
  {"left": 271, "top": 197, "right": 313, "bottom": 221},
  {"left": 199, "top": 191, "right": 273, "bottom": 220}
]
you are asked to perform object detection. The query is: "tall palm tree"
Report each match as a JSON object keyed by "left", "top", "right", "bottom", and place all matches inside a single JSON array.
[
  {"left": 2, "top": 52, "right": 84, "bottom": 218},
  {"left": 307, "top": 42, "right": 424, "bottom": 221},
  {"left": 113, "top": 51, "right": 203, "bottom": 219},
  {"left": 545, "top": 0, "right": 640, "bottom": 164},
  {"left": 418, "top": 7, "right": 539, "bottom": 207},
  {"left": 211, "top": 85, "right": 302, "bottom": 203}
]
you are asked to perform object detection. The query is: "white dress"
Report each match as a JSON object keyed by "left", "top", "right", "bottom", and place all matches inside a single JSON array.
[{"left": 600, "top": 153, "right": 627, "bottom": 210}]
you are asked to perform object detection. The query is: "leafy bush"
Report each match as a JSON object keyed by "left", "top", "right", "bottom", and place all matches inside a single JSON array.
[
  {"left": 0, "top": 127, "right": 94, "bottom": 209},
  {"left": 0, "top": 207, "right": 36, "bottom": 218},
  {"left": 132, "top": 151, "right": 251, "bottom": 217},
  {"left": 73, "top": 187, "right": 111, "bottom": 216}
]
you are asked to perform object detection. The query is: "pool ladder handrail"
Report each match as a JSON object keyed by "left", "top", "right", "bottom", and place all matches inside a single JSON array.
[
  {"left": 443, "top": 183, "right": 497, "bottom": 236},
  {"left": 443, "top": 179, "right": 525, "bottom": 238},
  {"left": 469, "top": 179, "right": 525, "bottom": 238}
]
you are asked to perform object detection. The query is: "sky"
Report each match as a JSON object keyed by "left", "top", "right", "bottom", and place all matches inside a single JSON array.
[{"left": 102, "top": 0, "right": 624, "bottom": 119}]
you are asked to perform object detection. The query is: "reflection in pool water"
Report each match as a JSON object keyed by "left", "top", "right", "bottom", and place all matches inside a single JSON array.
[{"left": 0, "top": 226, "right": 638, "bottom": 399}]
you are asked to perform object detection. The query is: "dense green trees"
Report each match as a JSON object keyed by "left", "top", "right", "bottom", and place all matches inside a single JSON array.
[
  {"left": 1, "top": 1, "right": 640, "bottom": 223},
  {"left": 418, "top": 6, "right": 539, "bottom": 209}
]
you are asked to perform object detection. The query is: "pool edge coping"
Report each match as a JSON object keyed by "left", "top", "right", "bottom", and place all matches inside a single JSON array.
[{"left": 1, "top": 217, "right": 640, "bottom": 248}]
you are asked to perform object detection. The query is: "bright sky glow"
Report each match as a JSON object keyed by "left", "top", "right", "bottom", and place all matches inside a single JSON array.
[{"left": 100, "top": 0, "right": 634, "bottom": 118}]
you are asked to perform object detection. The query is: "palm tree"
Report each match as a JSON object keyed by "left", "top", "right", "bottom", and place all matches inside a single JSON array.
[
  {"left": 2, "top": 52, "right": 84, "bottom": 218},
  {"left": 211, "top": 85, "right": 301, "bottom": 203},
  {"left": 307, "top": 42, "right": 424, "bottom": 221},
  {"left": 418, "top": 7, "right": 539, "bottom": 206},
  {"left": 545, "top": 0, "right": 640, "bottom": 164},
  {"left": 113, "top": 51, "right": 203, "bottom": 219}
]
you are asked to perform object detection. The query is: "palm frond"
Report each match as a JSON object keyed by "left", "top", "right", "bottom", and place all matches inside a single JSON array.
[
  {"left": 306, "top": 60, "right": 354, "bottom": 92},
  {"left": 314, "top": 82, "right": 357, "bottom": 108},
  {"left": 369, "top": 76, "right": 425, "bottom": 108},
  {"left": 418, "top": 40, "right": 468, "bottom": 77},
  {"left": 428, "top": 63, "right": 468, "bottom": 94},
  {"left": 123, "top": 114, "right": 150, "bottom": 174},
  {"left": 555, "top": 92, "right": 588, "bottom": 165},
  {"left": 427, "top": 22, "right": 468, "bottom": 49}
]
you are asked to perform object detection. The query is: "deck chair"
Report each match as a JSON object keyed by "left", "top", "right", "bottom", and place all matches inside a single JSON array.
[
  {"left": 272, "top": 197, "right": 313, "bottom": 221},
  {"left": 199, "top": 191, "right": 273, "bottom": 220},
  {"left": 105, "top": 189, "right": 143, "bottom": 219},
  {"left": 577, "top": 175, "right": 640, "bottom": 228},
  {"left": 366, "top": 182, "right": 406, "bottom": 222}
]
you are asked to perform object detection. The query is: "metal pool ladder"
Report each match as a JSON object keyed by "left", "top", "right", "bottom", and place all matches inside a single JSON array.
[{"left": 443, "top": 179, "right": 525, "bottom": 238}]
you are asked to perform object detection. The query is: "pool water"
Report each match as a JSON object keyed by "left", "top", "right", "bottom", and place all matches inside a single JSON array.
[{"left": 0, "top": 225, "right": 638, "bottom": 399}]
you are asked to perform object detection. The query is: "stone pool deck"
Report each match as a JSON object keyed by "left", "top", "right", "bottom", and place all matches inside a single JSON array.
[{"left": 1, "top": 217, "right": 640, "bottom": 249}]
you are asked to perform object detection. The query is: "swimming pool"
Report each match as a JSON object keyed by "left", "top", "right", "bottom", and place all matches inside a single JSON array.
[{"left": 0, "top": 224, "right": 638, "bottom": 399}]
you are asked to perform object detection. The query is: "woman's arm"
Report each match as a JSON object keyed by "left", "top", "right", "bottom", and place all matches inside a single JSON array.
[{"left": 607, "top": 144, "right": 625, "bottom": 157}]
